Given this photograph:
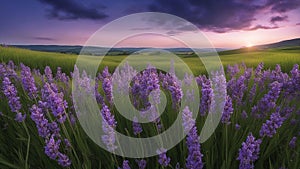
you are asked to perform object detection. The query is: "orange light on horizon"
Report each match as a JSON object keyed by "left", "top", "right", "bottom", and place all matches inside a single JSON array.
[{"left": 246, "top": 43, "right": 254, "bottom": 48}]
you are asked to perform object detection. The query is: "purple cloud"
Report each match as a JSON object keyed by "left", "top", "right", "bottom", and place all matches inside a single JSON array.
[
  {"left": 37, "top": 0, "right": 107, "bottom": 20},
  {"left": 33, "top": 37, "right": 56, "bottom": 41},
  {"left": 270, "top": 15, "right": 288, "bottom": 24},
  {"left": 148, "top": 0, "right": 300, "bottom": 33}
]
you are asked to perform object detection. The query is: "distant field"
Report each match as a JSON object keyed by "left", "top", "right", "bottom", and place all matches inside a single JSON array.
[{"left": 0, "top": 46, "right": 299, "bottom": 75}]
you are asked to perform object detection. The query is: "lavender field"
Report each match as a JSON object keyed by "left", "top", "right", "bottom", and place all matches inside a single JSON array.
[{"left": 0, "top": 61, "right": 299, "bottom": 169}]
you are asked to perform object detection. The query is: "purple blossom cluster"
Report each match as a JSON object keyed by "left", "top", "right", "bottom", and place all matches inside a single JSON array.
[
  {"left": 119, "top": 160, "right": 131, "bottom": 169},
  {"left": 132, "top": 67, "right": 160, "bottom": 108},
  {"left": 237, "top": 133, "right": 262, "bottom": 169},
  {"left": 182, "top": 106, "right": 204, "bottom": 169},
  {"left": 0, "top": 60, "right": 299, "bottom": 168},
  {"left": 2, "top": 77, "right": 25, "bottom": 122},
  {"left": 222, "top": 95, "right": 234, "bottom": 125},
  {"left": 157, "top": 148, "right": 171, "bottom": 167},
  {"left": 20, "top": 63, "right": 38, "bottom": 98},
  {"left": 100, "top": 67, "right": 113, "bottom": 105},
  {"left": 132, "top": 116, "right": 143, "bottom": 135},
  {"left": 259, "top": 108, "right": 285, "bottom": 138},
  {"left": 42, "top": 82, "right": 68, "bottom": 123},
  {"left": 160, "top": 72, "right": 183, "bottom": 108},
  {"left": 101, "top": 103, "right": 117, "bottom": 152},
  {"left": 251, "top": 81, "right": 282, "bottom": 118},
  {"left": 30, "top": 101, "right": 71, "bottom": 167},
  {"left": 136, "top": 159, "right": 147, "bottom": 169},
  {"left": 196, "top": 75, "right": 213, "bottom": 116}
]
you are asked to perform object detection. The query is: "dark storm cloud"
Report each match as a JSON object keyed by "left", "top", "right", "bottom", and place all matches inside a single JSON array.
[
  {"left": 270, "top": 15, "right": 288, "bottom": 24},
  {"left": 33, "top": 37, "right": 56, "bottom": 41},
  {"left": 269, "top": 0, "right": 300, "bottom": 13},
  {"left": 148, "top": 0, "right": 300, "bottom": 33},
  {"left": 37, "top": 0, "right": 108, "bottom": 20}
]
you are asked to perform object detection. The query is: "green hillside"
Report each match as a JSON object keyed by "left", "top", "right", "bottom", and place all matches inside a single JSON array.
[{"left": 1, "top": 46, "right": 299, "bottom": 75}]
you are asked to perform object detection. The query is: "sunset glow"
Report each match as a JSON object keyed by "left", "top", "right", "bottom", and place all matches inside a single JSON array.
[{"left": 0, "top": 0, "right": 299, "bottom": 48}]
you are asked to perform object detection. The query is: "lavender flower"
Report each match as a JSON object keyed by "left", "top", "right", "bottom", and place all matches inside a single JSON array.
[
  {"left": 44, "top": 66, "right": 54, "bottom": 82},
  {"left": 64, "top": 139, "right": 71, "bottom": 150},
  {"left": 132, "top": 116, "right": 142, "bottom": 135},
  {"left": 45, "top": 135, "right": 61, "bottom": 160},
  {"left": 235, "top": 76, "right": 247, "bottom": 105},
  {"left": 289, "top": 137, "right": 297, "bottom": 149},
  {"left": 101, "top": 104, "right": 117, "bottom": 151},
  {"left": 259, "top": 108, "right": 285, "bottom": 138},
  {"left": 241, "top": 110, "right": 248, "bottom": 119},
  {"left": 249, "top": 63, "right": 264, "bottom": 101},
  {"left": 237, "top": 133, "right": 262, "bottom": 169},
  {"left": 157, "top": 148, "right": 171, "bottom": 167},
  {"left": 15, "top": 112, "right": 26, "bottom": 122},
  {"left": 182, "top": 106, "right": 204, "bottom": 169},
  {"left": 251, "top": 81, "right": 282, "bottom": 118},
  {"left": 198, "top": 75, "right": 213, "bottom": 116},
  {"left": 227, "top": 64, "right": 239, "bottom": 79},
  {"left": 101, "top": 67, "right": 113, "bottom": 104},
  {"left": 285, "top": 64, "right": 300, "bottom": 98},
  {"left": 235, "top": 123, "right": 241, "bottom": 130},
  {"left": 135, "top": 159, "right": 146, "bottom": 169},
  {"left": 175, "top": 162, "right": 182, "bottom": 169},
  {"left": 121, "top": 160, "right": 131, "bottom": 169},
  {"left": 95, "top": 76, "right": 104, "bottom": 105},
  {"left": 48, "top": 121, "right": 61, "bottom": 138},
  {"left": 42, "top": 82, "right": 68, "bottom": 123},
  {"left": 140, "top": 68, "right": 160, "bottom": 106},
  {"left": 183, "top": 73, "right": 193, "bottom": 86},
  {"left": 160, "top": 72, "right": 182, "bottom": 108},
  {"left": 57, "top": 152, "right": 71, "bottom": 167},
  {"left": 222, "top": 96, "right": 234, "bottom": 125},
  {"left": 2, "top": 77, "right": 22, "bottom": 113},
  {"left": 2, "top": 77, "right": 25, "bottom": 121},
  {"left": 20, "top": 63, "right": 38, "bottom": 98},
  {"left": 182, "top": 106, "right": 195, "bottom": 134},
  {"left": 30, "top": 104, "right": 49, "bottom": 138},
  {"left": 270, "top": 64, "right": 289, "bottom": 84}
]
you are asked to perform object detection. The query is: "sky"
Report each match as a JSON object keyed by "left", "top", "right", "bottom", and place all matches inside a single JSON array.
[{"left": 0, "top": 0, "right": 300, "bottom": 48}]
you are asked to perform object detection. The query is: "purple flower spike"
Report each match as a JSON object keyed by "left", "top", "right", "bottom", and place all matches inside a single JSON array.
[
  {"left": 20, "top": 63, "right": 38, "bottom": 98},
  {"left": 101, "top": 67, "right": 113, "bottom": 104},
  {"left": 2, "top": 77, "right": 24, "bottom": 121},
  {"left": 121, "top": 160, "right": 131, "bottom": 169},
  {"left": 182, "top": 106, "right": 204, "bottom": 169},
  {"left": 132, "top": 116, "right": 143, "bottom": 136},
  {"left": 15, "top": 112, "right": 26, "bottom": 122},
  {"left": 44, "top": 66, "right": 54, "bottom": 82},
  {"left": 44, "top": 135, "right": 61, "bottom": 160},
  {"left": 182, "top": 106, "right": 195, "bottom": 134},
  {"left": 251, "top": 81, "right": 282, "bottom": 118},
  {"left": 259, "top": 108, "right": 285, "bottom": 138},
  {"left": 235, "top": 123, "right": 241, "bottom": 130},
  {"left": 237, "top": 133, "right": 262, "bottom": 169},
  {"left": 57, "top": 152, "right": 71, "bottom": 167},
  {"left": 101, "top": 104, "right": 117, "bottom": 152},
  {"left": 222, "top": 96, "right": 234, "bottom": 125},
  {"left": 289, "top": 137, "right": 297, "bottom": 149},
  {"left": 135, "top": 159, "right": 146, "bottom": 169},
  {"left": 42, "top": 83, "right": 68, "bottom": 123},
  {"left": 157, "top": 148, "right": 171, "bottom": 167},
  {"left": 198, "top": 75, "right": 213, "bottom": 116}
]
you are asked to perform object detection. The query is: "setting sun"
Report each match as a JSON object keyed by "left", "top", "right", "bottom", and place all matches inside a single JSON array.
[{"left": 246, "top": 43, "right": 254, "bottom": 48}]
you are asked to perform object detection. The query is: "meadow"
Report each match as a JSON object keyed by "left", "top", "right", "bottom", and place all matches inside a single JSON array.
[
  {"left": 0, "top": 46, "right": 299, "bottom": 169},
  {"left": 1, "top": 46, "right": 300, "bottom": 75}
]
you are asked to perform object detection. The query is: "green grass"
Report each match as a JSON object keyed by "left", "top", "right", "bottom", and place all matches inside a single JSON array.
[{"left": 1, "top": 46, "right": 300, "bottom": 75}]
